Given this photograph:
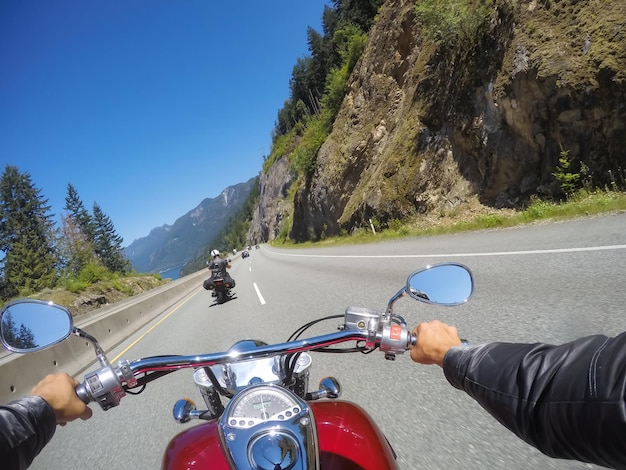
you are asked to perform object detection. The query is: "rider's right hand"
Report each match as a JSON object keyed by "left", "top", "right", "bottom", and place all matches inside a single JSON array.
[{"left": 409, "top": 321, "right": 462, "bottom": 367}]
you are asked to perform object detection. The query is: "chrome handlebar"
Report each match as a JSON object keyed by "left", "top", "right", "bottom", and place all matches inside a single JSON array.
[{"left": 76, "top": 309, "right": 414, "bottom": 409}]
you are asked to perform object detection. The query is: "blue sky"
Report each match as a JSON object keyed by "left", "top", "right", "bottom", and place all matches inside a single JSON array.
[{"left": 0, "top": 0, "right": 329, "bottom": 245}]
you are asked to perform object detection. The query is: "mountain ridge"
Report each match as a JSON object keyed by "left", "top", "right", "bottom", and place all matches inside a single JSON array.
[{"left": 125, "top": 177, "right": 256, "bottom": 273}]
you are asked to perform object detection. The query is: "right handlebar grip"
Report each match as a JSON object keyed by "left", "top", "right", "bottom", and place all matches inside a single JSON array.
[{"left": 75, "top": 383, "right": 91, "bottom": 404}]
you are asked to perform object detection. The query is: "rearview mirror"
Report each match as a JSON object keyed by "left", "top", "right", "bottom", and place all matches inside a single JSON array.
[
  {"left": 0, "top": 300, "right": 73, "bottom": 353},
  {"left": 407, "top": 263, "right": 473, "bottom": 306}
]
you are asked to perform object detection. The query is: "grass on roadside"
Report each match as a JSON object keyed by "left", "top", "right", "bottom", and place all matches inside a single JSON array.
[{"left": 272, "top": 189, "right": 626, "bottom": 248}]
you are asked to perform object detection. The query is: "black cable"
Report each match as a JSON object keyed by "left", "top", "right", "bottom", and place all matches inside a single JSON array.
[
  {"left": 287, "top": 315, "right": 344, "bottom": 342},
  {"left": 125, "top": 385, "right": 146, "bottom": 395},
  {"left": 203, "top": 366, "right": 233, "bottom": 398},
  {"left": 133, "top": 370, "right": 174, "bottom": 387},
  {"left": 284, "top": 351, "right": 302, "bottom": 386}
]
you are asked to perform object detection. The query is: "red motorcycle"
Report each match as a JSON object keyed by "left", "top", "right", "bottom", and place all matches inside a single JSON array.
[{"left": 0, "top": 263, "right": 473, "bottom": 469}]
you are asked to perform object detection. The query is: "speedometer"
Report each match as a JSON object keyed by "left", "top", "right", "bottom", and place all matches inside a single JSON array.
[
  {"left": 226, "top": 386, "right": 302, "bottom": 429},
  {"left": 219, "top": 384, "right": 316, "bottom": 470}
]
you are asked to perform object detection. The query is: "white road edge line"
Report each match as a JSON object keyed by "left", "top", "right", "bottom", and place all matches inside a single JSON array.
[
  {"left": 253, "top": 282, "right": 266, "bottom": 305},
  {"left": 265, "top": 244, "right": 626, "bottom": 258}
]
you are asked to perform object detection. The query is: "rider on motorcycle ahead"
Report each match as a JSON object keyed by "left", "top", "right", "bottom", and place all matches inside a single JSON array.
[{"left": 203, "top": 249, "right": 235, "bottom": 291}]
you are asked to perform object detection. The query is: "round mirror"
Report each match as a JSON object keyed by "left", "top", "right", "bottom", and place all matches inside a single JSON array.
[
  {"left": 0, "top": 300, "right": 73, "bottom": 353},
  {"left": 407, "top": 263, "right": 474, "bottom": 306}
]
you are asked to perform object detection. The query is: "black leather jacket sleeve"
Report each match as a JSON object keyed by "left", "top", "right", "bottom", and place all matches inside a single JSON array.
[
  {"left": 443, "top": 333, "right": 626, "bottom": 469},
  {"left": 0, "top": 396, "right": 56, "bottom": 470}
]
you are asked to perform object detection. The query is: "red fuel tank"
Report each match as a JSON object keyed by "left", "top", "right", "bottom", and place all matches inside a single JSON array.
[{"left": 162, "top": 400, "right": 398, "bottom": 469}]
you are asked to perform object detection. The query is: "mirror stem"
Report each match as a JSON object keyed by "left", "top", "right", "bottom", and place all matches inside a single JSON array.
[
  {"left": 386, "top": 287, "right": 408, "bottom": 314},
  {"left": 72, "top": 327, "right": 109, "bottom": 366}
]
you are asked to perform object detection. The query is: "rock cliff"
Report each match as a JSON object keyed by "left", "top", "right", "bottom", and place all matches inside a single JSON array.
[{"left": 250, "top": 0, "right": 626, "bottom": 242}]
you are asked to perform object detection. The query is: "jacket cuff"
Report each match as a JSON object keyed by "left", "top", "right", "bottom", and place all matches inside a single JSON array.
[
  {"left": 32, "top": 396, "right": 56, "bottom": 425},
  {"left": 19, "top": 396, "right": 57, "bottom": 431}
]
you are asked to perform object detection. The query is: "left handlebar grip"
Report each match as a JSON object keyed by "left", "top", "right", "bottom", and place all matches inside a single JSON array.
[{"left": 75, "top": 383, "right": 92, "bottom": 404}]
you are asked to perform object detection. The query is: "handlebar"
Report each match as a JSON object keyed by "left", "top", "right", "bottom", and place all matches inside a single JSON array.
[
  {"left": 129, "top": 329, "right": 370, "bottom": 375},
  {"left": 76, "top": 312, "right": 415, "bottom": 409},
  {"left": 75, "top": 383, "right": 91, "bottom": 405}
]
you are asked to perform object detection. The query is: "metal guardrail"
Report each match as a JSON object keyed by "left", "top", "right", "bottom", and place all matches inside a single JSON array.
[{"left": 0, "top": 269, "right": 208, "bottom": 403}]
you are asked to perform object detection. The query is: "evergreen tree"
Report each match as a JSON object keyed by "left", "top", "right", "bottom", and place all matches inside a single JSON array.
[
  {"left": 58, "top": 215, "right": 98, "bottom": 277},
  {"left": 1, "top": 312, "right": 38, "bottom": 349},
  {"left": 64, "top": 183, "right": 95, "bottom": 243},
  {"left": 290, "top": 56, "right": 317, "bottom": 117},
  {"left": 17, "top": 323, "right": 37, "bottom": 349},
  {"left": 0, "top": 311, "right": 19, "bottom": 348},
  {"left": 272, "top": 1, "right": 381, "bottom": 140},
  {"left": 332, "top": 0, "right": 384, "bottom": 32},
  {"left": 62, "top": 184, "right": 98, "bottom": 275},
  {"left": 92, "top": 202, "right": 128, "bottom": 273},
  {"left": 0, "top": 165, "right": 58, "bottom": 299}
]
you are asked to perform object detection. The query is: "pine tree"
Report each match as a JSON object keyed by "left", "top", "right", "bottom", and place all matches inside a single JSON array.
[
  {"left": 0, "top": 311, "right": 37, "bottom": 349},
  {"left": 0, "top": 165, "right": 58, "bottom": 299},
  {"left": 62, "top": 184, "right": 98, "bottom": 275},
  {"left": 64, "top": 183, "right": 95, "bottom": 243},
  {"left": 58, "top": 214, "right": 98, "bottom": 277},
  {"left": 0, "top": 311, "right": 19, "bottom": 347},
  {"left": 92, "top": 202, "right": 129, "bottom": 273}
]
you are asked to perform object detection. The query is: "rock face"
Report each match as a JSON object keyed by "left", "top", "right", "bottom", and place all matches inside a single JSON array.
[
  {"left": 250, "top": 0, "right": 626, "bottom": 242},
  {"left": 248, "top": 156, "right": 293, "bottom": 243}
]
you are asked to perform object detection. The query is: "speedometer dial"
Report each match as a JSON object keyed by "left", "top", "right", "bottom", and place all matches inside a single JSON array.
[{"left": 227, "top": 387, "right": 301, "bottom": 429}]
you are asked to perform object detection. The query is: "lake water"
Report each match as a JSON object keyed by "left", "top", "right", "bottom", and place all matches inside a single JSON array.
[{"left": 160, "top": 266, "right": 181, "bottom": 280}]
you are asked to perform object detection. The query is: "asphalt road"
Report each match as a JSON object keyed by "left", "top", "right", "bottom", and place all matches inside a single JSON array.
[{"left": 30, "top": 213, "right": 626, "bottom": 469}]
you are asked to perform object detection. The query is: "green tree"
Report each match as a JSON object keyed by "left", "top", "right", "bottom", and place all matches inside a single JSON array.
[
  {"left": 553, "top": 149, "right": 588, "bottom": 196},
  {"left": 58, "top": 214, "right": 98, "bottom": 277},
  {"left": 92, "top": 202, "right": 129, "bottom": 274},
  {"left": 290, "top": 56, "right": 318, "bottom": 119},
  {"left": 272, "top": 1, "right": 381, "bottom": 142},
  {"left": 64, "top": 183, "right": 95, "bottom": 243},
  {"left": 321, "top": 25, "right": 367, "bottom": 119},
  {"left": 0, "top": 310, "right": 19, "bottom": 347},
  {"left": 0, "top": 165, "right": 58, "bottom": 299},
  {"left": 17, "top": 323, "right": 37, "bottom": 349},
  {"left": 332, "top": 0, "right": 384, "bottom": 33},
  {"left": 61, "top": 184, "right": 98, "bottom": 276},
  {"left": 0, "top": 311, "right": 36, "bottom": 349}
]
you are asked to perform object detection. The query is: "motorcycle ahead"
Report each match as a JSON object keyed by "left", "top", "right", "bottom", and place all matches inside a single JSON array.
[
  {"left": 0, "top": 263, "right": 473, "bottom": 470},
  {"left": 211, "top": 277, "right": 233, "bottom": 304},
  {"left": 204, "top": 260, "right": 235, "bottom": 304}
]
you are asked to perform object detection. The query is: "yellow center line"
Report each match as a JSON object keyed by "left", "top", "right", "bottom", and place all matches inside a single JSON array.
[{"left": 111, "top": 290, "right": 198, "bottom": 363}]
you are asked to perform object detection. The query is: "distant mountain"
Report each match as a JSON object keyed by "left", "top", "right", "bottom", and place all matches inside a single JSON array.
[{"left": 125, "top": 177, "right": 256, "bottom": 273}]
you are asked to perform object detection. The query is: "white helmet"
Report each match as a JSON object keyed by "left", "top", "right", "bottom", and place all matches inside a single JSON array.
[{"left": 210, "top": 249, "right": 220, "bottom": 257}]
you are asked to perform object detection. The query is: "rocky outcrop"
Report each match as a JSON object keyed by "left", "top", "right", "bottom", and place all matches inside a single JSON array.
[
  {"left": 248, "top": 156, "right": 293, "bottom": 243},
  {"left": 252, "top": 0, "right": 626, "bottom": 242}
]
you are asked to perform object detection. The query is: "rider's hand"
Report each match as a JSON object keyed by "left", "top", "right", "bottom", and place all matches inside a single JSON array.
[
  {"left": 410, "top": 320, "right": 462, "bottom": 367},
  {"left": 31, "top": 373, "right": 93, "bottom": 425}
]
